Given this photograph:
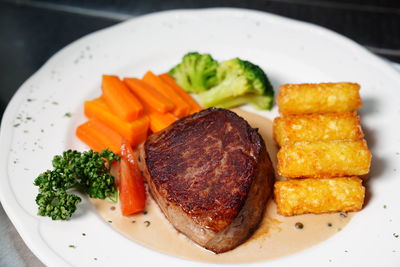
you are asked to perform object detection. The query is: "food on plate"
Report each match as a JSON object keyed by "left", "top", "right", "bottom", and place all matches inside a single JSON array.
[
  {"left": 138, "top": 108, "right": 275, "bottom": 253},
  {"left": 77, "top": 71, "right": 202, "bottom": 152},
  {"left": 142, "top": 102, "right": 178, "bottom": 133},
  {"left": 277, "top": 82, "right": 362, "bottom": 115},
  {"left": 119, "top": 139, "right": 146, "bottom": 215},
  {"left": 169, "top": 52, "right": 274, "bottom": 110},
  {"left": 76, "top": 119, "right": 123, "bottom": 154},
  {"left": 274, "top": 177, "right": 365, "bottom": 216},
  {"left": 34, "top": 149, "right": 120, "bottom": 220},
  {"left": 277, "top": 139, "right": 371, "bottom": 178},
  {"left": 169, "top": 52, "right": 219, "bottom": 93},
  {"left": 101, "top": 75, "right": 144, "bottom": 121},
  {"left": 84, "top": 98, "right": 149, "bottom": 146},
  {"left": 143, "top": 71, "right": 191, "bottom": 118},
  {"left": 198, "top": 58, "right": 274, "bottom": 110},
  {"left": 69, "top": 70, "right": 200, "bottom": 218},
  {"left": 274, "top": 82, "right": 371, "bottom": 216},
  {"left": 44, "top": 52, "right": 371, "bottom": 257},
  {"left": 124, "top": 77, "right": 175, "bottom": 113},
  {"left": 159, "top": 73, "right": 203, "bottom": 113},
  {"left": 273, "top": 112, "right": 364, "bottom": 146}
]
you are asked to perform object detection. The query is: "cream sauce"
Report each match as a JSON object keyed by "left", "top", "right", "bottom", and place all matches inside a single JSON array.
[{"left": 90, "top": 109, "right": 353, "bottom": 263}]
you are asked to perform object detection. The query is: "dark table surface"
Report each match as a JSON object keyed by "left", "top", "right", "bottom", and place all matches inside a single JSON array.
[{"left": 0, "top": 0, "right": 399, "bottom": 266}]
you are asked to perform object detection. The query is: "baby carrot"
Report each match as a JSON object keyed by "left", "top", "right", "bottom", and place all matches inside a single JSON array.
[
  {"left": 76, "top": 119, "right": 122, "bottom": 154},
  {"left": 159, "top": 73, "right": 202, "bottom": 114},
  {"left": 84, "top": 98, "right": 149, "bottom": 146},
  {"left": 124, "top": 78, "right": 174, "bottom": 113},
  {"left": 139, "top": 100, "right": 177, "bottom": 132},
  {"left": 147, "top": 110, "right": 178, "bottom": 133},
  {"left": 102, "top": 75, "right": 143, "bottom": 122},
  {"left": 143, "top": 71, "right": 190, "bottom": 118}
]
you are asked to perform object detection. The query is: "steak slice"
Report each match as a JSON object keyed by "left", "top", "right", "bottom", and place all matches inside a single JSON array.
[{"left": 139, "top": 108, "right": 274, "bottom": 253}]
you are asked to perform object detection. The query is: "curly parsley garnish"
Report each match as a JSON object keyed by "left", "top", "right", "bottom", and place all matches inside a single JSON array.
[{"left": 34, "top": 149, "right": 120, "bottom": 220}]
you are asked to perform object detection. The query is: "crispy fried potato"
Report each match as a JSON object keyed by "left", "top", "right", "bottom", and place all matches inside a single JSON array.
[
  {"left": 277, "top": 140, "right": 371, "bottom": 178},
  {"left": 274, "top": 177, "right": 365, "bottom": 216},
  {"left": 273, "top": 117, "right": 286, "bottom": 147},
  {"left": 273, "top": 112, "right": 364, "bottom": 146},
  {"left": 277, "top": 83, "right": 362, "bottom": 115}
]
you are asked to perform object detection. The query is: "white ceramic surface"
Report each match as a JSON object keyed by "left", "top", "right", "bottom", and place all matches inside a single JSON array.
[{"left": 1, "top": 8, "right": 400, "bottom": 267}]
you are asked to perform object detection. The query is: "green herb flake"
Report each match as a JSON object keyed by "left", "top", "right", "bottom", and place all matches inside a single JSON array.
[
  {"left": 82, "top": 233, "right": 86, "bottom": 236},
  {"left": 27, "top": 98, "right": 33, "bottom": 102},
  {"left": 108, "top": 220, "right": 112, "bottom": 223},
  {"left": 52, "top": 101, "right": 59, "bottom": 105},
  {"left": 94, "top": 258, "right": 98, "bottom": 261},
  {"left": 13, "top": 123, "right": 20, "bottom": 128},
  {"left": 384, "top": 205, "right": 387, "bottom": 209},
  {"left": 68, "top": 245, "right": 76, "bottom": 248},
  {"left": 26, "top": 117, "right": 32, "bottom": 120},
  {"left": 64, "top": 112, "right": 72, "bottom": 118},
  {"left": 393, "top": 233, "right": 399, "bottom": 238},
  {"left": 144, "top": 221, "right": 151, "bottom": 227}
]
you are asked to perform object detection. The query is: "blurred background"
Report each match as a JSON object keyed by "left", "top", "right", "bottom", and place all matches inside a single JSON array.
[{"left": 0, "top": 0, "right": 399, "bottom": 266}]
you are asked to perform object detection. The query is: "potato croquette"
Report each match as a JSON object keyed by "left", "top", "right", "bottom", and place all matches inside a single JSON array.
[
  {"left": 277, "top": 83, "right": 362, "bottom": 115},
  {"left": 277, "top": 139, "right": 371, "bottom": 178},
  {"left": 274, "top": 177, "right": 365, "bottom": 216},
  {"left": 273, "top": 112, "right": 364, "bottom": 146}
]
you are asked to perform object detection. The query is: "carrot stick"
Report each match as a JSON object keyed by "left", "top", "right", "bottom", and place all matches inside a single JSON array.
[
  {"left": 102, "top": 75, "right": 143, "bottom": 122},
  {"left": 84, "top": 98, "right": 149, "bottom": 146},
  {"left": 139, "top": 101, "right": 177, "bottom": 132},
  {"left": 147, "top": 109, "right": 177, "bottom": 133},
  {"left": 143, "top": 71, "right": 190, "bottom": 118},
  {"left": 159, "top": 73, "right": 202, "bottom": 113},
  {"left": 124, "top": 77, "right": 174, "bottom": 113},
  {"left": 76, "top": 119, "right": 122, "bottom": 154},
  {"left": 76, "top": 121, "right": 106, "bottom": 153},
  {"left": 119, "top": 139, "right": 146, "bottom": 215}
]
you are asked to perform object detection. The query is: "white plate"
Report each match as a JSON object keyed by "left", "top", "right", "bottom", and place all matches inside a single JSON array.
[{"left": 1, "top": 8, "right": 400, "bottom": 267}]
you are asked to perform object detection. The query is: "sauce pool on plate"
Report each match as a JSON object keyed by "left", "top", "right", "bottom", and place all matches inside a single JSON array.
[{"left": 90, "top": 109, "right": 353, "bottom": 263}]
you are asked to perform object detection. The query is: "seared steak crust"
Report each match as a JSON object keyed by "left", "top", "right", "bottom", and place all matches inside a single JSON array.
[{"left": 140, "top": 108, "right": 274, "bottom": 253}]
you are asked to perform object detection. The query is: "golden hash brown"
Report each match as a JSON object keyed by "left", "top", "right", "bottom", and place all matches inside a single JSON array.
[
  {"left": 273, "top": 117, "right": 285, "bottom": 147},
  {"left": 277, "top": 139, "right": 371, "bottom": 178},
  {"left": 274, "top": 177, "right": 365, "bottom": 216},
  {"left": 277, "top": 83, "right": 362, "bottom": 115},
  {"left": 273, "top": 112, "right": 364, "bottom": 146}
]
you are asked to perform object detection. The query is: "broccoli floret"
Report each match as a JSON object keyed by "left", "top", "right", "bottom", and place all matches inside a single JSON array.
[
  {"left": 198, "top": 58, "right": 274, "bottom": 110},
  {"left": 34, "top": 149, "right": 120, "bottom": 220},
  {"left": 169, "top": 52, "right": 218, "bottom": 93}
]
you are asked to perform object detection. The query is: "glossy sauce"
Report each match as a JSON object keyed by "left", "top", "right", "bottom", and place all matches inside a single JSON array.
[{"left": 90, "top": 109, "right": 353, "bottom": 263}]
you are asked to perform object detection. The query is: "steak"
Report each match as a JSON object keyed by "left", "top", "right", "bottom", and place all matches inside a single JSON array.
[{"left": 138, "top": 108, "right": 274, "bottom": 253}]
